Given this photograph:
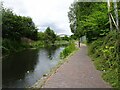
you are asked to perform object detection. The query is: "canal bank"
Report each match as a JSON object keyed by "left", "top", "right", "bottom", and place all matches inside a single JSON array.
[
  {"left": 31, "top": 47, "right": 79, "bottom": 88},
  {"left": 42, "top": 44, "right": 111, "bottom": 88},
  {"left": 2, "top": 46, "right": 65, "bottom": 88}
]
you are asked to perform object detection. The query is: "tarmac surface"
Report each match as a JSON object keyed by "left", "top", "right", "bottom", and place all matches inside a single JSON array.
[{"left": 43, "top": 44, "right": 111, "bottom": 88}]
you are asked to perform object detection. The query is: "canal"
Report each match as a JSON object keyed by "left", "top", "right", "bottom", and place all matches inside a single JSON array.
[{"left": 2, "top": 45, "right": 65, "bottom": 88}]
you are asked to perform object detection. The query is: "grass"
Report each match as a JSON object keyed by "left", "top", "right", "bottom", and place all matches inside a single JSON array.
[
  {"left": 2, "top": 39, "right": 31, "bottom": 55},
  {"left": 2, "top": 39, "right": 70, "bottom": 57},
  {"left": 55, "top": 40, "right": 69, "bottom": 45},
  {"left": 60, "top": 42, "right": 77, "bottom": 59}
]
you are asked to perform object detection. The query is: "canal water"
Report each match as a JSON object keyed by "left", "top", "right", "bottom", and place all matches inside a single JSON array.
[{"left": 2, "top": 45, "right": 65, "bottom": 88}]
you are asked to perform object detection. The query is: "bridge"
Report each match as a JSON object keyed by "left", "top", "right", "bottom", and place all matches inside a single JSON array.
[{"left": 58, "top": 34, "right": 69, "bottom": 37}]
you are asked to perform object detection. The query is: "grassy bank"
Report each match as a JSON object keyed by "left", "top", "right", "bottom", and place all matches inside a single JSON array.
[
  {"left": 60, "top": 42, "right": 77, "bottom": 59},
  {"left": 31, "top": 42, "right": 78, "bottom": 88},
  {"left": 88, "top": 31, "right": 119, "bottom": 88},
  {"left": 31, "top": 40, "right": 70, "bottom": 48},
  {"left": 2, "top": 39, "right": 70, "bottom": 56},
  {"left": 2, "top": 39, "right": 31, "bottom": 56}
]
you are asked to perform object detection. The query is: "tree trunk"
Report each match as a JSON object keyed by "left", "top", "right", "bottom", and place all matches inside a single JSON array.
[{"left": 107, "top": 0, "right": 113, "bottom": 31}]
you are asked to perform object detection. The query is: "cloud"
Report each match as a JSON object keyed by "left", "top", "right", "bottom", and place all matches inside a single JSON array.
[{"left": 3, "top": 0, "right": 74, "bottom": 35}]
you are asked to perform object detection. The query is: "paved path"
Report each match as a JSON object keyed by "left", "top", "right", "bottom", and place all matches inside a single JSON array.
[{"left": 43, "top": 44, "right": 111, "bottom": 88}]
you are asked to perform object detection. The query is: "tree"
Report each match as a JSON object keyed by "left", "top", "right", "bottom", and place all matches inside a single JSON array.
[
  {"left": 2, "top": 7, "right": 38, "bottom": 41},
  {"left": 68, "top": 2, "right": 110, "bottom": 43},
  {"left": 56, "top": 35, "right": 62, "bottom": 41},
  {"left": 44, "top": 27, "right": 57, "bottom": 44},
  {"left": 62, "top": 35, "right": 69, "bottom": 41},
  {"left": 38, "top": 32, "right": 45, "bottom": 40}
]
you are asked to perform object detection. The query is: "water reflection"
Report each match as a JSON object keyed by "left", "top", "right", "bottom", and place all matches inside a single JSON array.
[
  {"left": 2, "top": 46, "right": 65, "bottom": 88},
  {"left": 45, "top": 45, "right": 59, "bottom": 60},
  {"left": 2, "top": 49, "right": 39, "bottom": 87}
]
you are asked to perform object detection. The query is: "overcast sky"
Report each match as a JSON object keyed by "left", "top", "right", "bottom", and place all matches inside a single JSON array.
[{"left": 3, "top": 0, "right": 74, "bottom": 35}]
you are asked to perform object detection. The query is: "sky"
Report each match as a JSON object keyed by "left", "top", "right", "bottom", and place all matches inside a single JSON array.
[{"left": 3, "top": 0, "right": 74, "bottom": 35}]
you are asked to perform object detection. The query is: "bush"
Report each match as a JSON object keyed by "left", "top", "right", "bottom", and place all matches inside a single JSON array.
[
  {"left": 88, "top": 38, "right": 103, "bottom": 58},
  {"left": 30, "top": 41, "right": 44, "bottom": 48},
  {"left": 60, "top": 42, "right": 76, "bottom": 59},
  {"left": 88, "top": 31, "right": 119, "bottom": 88},
  {"left": 2, "top": 39, "right": 30, "bottom": 55}
]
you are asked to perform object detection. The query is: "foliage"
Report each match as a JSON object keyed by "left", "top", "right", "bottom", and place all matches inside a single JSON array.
[
  {"left": 44, "top": 27, "right": 57, "bottom": 44},
  {"left": 68, "top": 1, "right": 120, "bottom": 87},
  {"left": 55, "top": 40, "right": 69, "bottom": 46},
  {"left": 88, "top": 31, "right": 119, "bottom": 88},
  {"left": 2, "top": 6, "right": 58, "bottom": 55},
  {"left": 37, "top": 32, "right": 45, "bottom": 41},
  {"left": 70, "top": 34, "right": 77, "bottom": 40},
  {"left": 2, "top": 6, "right": 38, "bottom": 55},
  {"left": 56, "top": 35, "right": 62, "bottom": 41},
  {"left": 2, "top": 39, "right": 30, "bottom": 55},
  {"left": 68, "top": 2, "right": 119, "bottom": 42},
  {"left": 2, "top": 7, "right": 38, "bottom": 41},
  {"left": 61, "top": 35, "right": 70, "bottom": 41},
  {"left": 60, "top": 42, "right": 76, "bottom": 59},
  {"left": 30, "top": 41, "right": 45, "bottom": 48}
]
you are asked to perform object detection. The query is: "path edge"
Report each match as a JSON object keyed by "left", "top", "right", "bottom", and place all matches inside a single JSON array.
[{"left": 30, "top": 47, "right": 80, "bottom": 89}]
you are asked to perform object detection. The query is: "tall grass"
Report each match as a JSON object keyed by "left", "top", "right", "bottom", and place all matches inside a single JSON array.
[
  {"left": 60, "top": 42, "right": 76, "bottom": 59},
  {"left": 88, "top": 31, "right": 119, "bottom": 88},
  {"left": 30, "top": 41, "right": 45, "bottom": 48},
  {"left": 2, "top": 39, "right": 30, "bottom": 55}
]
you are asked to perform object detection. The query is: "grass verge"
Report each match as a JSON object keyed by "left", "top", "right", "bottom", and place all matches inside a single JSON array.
[{"left": 88, "top": 31, "right": 119, "bottom": 88}]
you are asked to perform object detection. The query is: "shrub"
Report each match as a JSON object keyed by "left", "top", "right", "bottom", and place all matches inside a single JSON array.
[
  {"left": 2, "top": 39, "right": 30, "bottom": 55},
  {"left": 30, "top": 41, "right": 44, "bottom": 48},
  {"left": 88, "top": 31, "right": 119, "bottom": 88},
  {"left": 60, "top": 42, "right": 76, "bottom": 59}
]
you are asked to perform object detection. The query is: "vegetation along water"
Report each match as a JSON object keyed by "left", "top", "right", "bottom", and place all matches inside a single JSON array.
[
  {"left": 1, "top": 4, "right": 76, "bottom": 88},
  {"left": 1, "top": 1, "right": 120, "bottom": 88}
]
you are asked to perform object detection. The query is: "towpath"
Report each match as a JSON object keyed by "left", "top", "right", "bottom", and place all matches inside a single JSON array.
[{"left": 43, "top": 44, "right": 111, "bottom": 88}]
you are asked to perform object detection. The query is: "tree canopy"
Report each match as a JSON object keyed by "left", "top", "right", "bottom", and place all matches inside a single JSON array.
[
  {"left": 2, "top": 7, "right": 38, "bottom": 41},
  {"left": 68, "top": 2, "right": 120, "bottom": 43},
  {"left": 44, "top": 27, "right": 57, "bottom": 44}
]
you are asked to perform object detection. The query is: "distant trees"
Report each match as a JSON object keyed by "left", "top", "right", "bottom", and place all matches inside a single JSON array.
[
  {"left": 37, "top": 27, "right": 57, "bottom": 45},
  {"left": 37, "top": 32, "right": 45, "bottom": 41},
  {"left": 62, "top": 35, "right": 70, "bottom": 41},
  {"left": 44, "top": 27, "right": 57, "bottom": 44}
]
